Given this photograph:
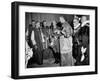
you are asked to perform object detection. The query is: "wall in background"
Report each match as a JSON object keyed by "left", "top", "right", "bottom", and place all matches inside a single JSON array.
[{"left": 25, "top": 12, "right": 74, "bottom": 28}]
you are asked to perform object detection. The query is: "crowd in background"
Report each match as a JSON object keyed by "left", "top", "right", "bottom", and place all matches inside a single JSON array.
[{"left": 25, "top": 15, "right": 89, "bottom": 68}]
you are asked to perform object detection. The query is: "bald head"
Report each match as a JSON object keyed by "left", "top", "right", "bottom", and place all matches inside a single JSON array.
[
  {"left": 59, "top": 17, "right": 66, "bottom": 23},
  {"left": 81, "top": 16, "right": 87, "bottom": 23}
]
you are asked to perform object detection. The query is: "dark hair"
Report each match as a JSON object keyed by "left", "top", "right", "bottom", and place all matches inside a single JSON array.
[
  {"left": 74, "top": 17, "right": 80, "bottom": 22},
  {"left": 42, "top": 20, "right": 46, "bottom": 23},
  {"left": 56, "top": 22, "right": 63, "bottom": 30},
  {"left": 31, "top": 19, "right": 35, "bottom": 22},
  {"left": 41, "top": 20, "right": 46, "bottom": 28},
  {"left": 56, "top": 22, "right": 62, "bottom": 27},
  {"left": 50, "top": 22, "right": 53, "bottom": 30}
]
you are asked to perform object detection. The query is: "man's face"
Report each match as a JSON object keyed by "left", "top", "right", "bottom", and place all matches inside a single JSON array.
[
  {"left": 73, "top": 19, "right": 79, "bottom": 27},
  {"left": 36, "top": 22, "right": 40, "bottom": 28},
  {"left": 32, "top": 21, "right": 35, "bottom": 27},
  {"left": 59, "top": 17, "right": 65, "bottom": 23},
  {"left": 81, "top": 16, "right": 87, "bottom": 23},
  {"left": 43, "top": 21, "right": 47, "bottom": 27}
]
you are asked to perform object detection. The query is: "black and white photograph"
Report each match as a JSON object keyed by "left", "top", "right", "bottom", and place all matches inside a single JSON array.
[
  {"left": 25, "top": 13, "right": 90, "bottom": 68},
  {"left": 11, "top": 1, "right": 97, "bottom": 79}
]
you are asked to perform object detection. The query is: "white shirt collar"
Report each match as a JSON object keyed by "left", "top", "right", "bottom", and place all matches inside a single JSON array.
[
  {"left": 74, "top": 23, "right": 80, "bottom": 30},
  {"left": 81, "top": 20, "right": 90, "bottom": 27}
]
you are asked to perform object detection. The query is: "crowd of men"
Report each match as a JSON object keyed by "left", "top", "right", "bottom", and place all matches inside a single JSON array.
[{"left": 25, "top": 15, "right": 89, "bottom": 68}]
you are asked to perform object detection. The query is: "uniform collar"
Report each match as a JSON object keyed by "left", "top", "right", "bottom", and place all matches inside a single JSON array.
[{"left": 74, "top": 23, "right": 80, "bottom": 30}]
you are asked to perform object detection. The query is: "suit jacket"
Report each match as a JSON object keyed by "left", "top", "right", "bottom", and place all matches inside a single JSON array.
[
  {"left": 31, "top": 27, "right": 43, "bottom": 51},
  {"left": 75, "top": 24, "right": 89, "bottom": 63}
]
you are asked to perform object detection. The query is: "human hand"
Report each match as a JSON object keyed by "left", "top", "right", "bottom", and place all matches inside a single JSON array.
[
  {"left": 81, "top": 46, "right": 87, "bottom": 54},
  {"left": 81, "top": 46, "right": 87, "bottom": 62}
]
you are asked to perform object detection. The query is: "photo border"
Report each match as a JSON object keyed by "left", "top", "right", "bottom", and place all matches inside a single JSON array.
[{"left": 11, "top": 1, "right": 98, "bottom": 79}]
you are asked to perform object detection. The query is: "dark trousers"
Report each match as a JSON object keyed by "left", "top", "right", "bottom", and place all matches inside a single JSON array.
[
  {"left": 73, "top": 44, "right": 82, "bottom": 65},
  {"left": 33, "top": 47, "right": 43, "bottom": 65},
  {"left": 49, "top": 47, "right": 60, "bottom": 63},
  {"left": 27, "top": 46, "right": 43, "bottom": 66}
]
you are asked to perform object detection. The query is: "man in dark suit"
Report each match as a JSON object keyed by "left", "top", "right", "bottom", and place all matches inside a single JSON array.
[
  {"left": 79, "top": 16, "right": 89, "bottom": 65},
  {"left": 26, "top": 20, "right": 36, "bottom": 67},
  {"left": 74, "top": 15, "right": 89, "bottom": 65},
  {"left": 26, "top": 20, "right": 35, "bottom": 48},
  {"left": 31, "top": 21, "right": 44, "bottom": 65}
]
